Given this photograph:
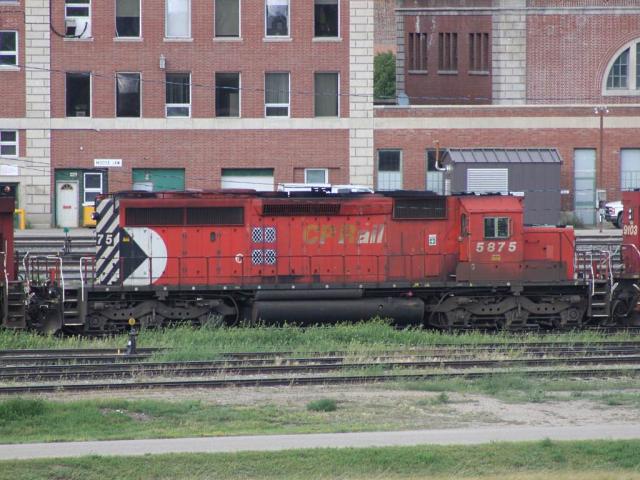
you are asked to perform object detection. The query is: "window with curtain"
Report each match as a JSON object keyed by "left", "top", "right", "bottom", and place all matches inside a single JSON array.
[
  {"left": 116, "top": 0, "right": 140, "bottom": 37},
  {"left": 377, "top": 150, "right": 402, "bottom": 190},
  {"left": 166, "top": 73, "right": 191, "bottom": 117},
  {"left": 66, "top": 72, "right": 91, "bottom": 117},
  {"left": 0, "top": 31, "right": 17, "bottom": 66},
  {"left": 314, "top": 72, "right": 338, "bottom": 117},
  {"left": 265, "top": 72, "right": 289, "bottom": 117},
  {"left": 216, "top": 72, "right": 240, "bottom": 117},
  {"left": 314, "top": 0, "right": 338, "bottom": 37},
  {"left": 116, "top": 72, "right": 141, "bottom": 117},
  {"left": 166, "top": 0, "right": 190, "bottom": 38},
  {"left": 215, "top": 0, "right": 240, "bottom": 37},
  {"left": 266, "top": 0, "right": 289, "bottom": 37}
]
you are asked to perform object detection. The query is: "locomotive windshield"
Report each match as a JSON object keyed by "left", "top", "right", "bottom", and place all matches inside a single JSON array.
[{"left": 484, "top": 217, "right": 510, "bottom": 239}]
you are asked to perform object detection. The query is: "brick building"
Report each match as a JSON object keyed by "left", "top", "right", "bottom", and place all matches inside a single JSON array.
[
  {"left": 0, "top": 0, "right": 374, "bottom": 227},
  {"left": 3, "top": 0, "right": 640, "bottom": 228},
  {"left": 374, "top": 0, "right": 640, "bottom": 225}
]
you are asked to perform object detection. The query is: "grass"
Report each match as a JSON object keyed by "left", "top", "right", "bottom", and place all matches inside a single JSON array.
[
  {"left": 394, "top": 374, "right": 640, "bottom": 404},
  {"left": 1, "top": 440, "right": 640, "bottom": 479},
  {"left": 306, "top": 399, "right": 338, "bottom": 412},
  {"left": 0, "top": 320, "right": 637, "bottom": 361},
  {"left": 0, "top": 395, "right": 462, "bottom": 444}
]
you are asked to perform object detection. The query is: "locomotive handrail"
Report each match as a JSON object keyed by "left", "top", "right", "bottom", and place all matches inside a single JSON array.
[
  {"left": 22, "top": 251, "right": 30, "bottom": 292},
  {"left": 46, "top": 256, "right": 65, "bottom": 305},
  {"left": 79, "top": 257, "right": 95, "bottom": 302}
]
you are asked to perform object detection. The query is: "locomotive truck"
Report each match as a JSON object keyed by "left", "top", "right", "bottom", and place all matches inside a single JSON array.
[{"left": 2, "top": 188, "right": 640, "bottom": 334}]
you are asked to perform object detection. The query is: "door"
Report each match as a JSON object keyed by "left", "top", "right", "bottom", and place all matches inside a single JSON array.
[
  {"left": 621, "top": 149, "right": 640, "bottom": 191},
  {"left": 56, "top": 181, "right": 79, "bottom": 228},
  {"left": 574, "top": 149, "right": 596, "bottom": 225},
  {"left": 221, "top": 168, "right": 274, "bottom": 191},
  {"left": 132, "top": 168, "right": 185, "bottom": 191}
]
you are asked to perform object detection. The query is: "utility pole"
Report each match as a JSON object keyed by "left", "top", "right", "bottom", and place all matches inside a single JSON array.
[{"left": 594, "top": 106, "right": 609, "bottom": 232}]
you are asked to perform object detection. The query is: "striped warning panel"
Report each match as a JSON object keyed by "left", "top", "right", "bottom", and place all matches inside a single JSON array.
[{"left": 95, "top": 197, "right": 121, "bottom": 285}]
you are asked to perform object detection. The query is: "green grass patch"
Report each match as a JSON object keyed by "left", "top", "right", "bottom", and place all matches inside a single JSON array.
[
  {"left": 306, "top": 399, "right": 338, "bottom": 412},
  {"left": 395, "top": 374, "right": 640, "bottom": 404},
  {"left": 1, "top": 440, "right": 640, "bottom": 480},
  {"left": 1, "top": 319, "right": 636, "bottom": 361}
]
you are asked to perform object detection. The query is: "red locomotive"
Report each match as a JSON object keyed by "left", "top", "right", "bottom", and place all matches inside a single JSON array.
[{"left": 2, "top": 189, "right": 640, "bottom": 333}]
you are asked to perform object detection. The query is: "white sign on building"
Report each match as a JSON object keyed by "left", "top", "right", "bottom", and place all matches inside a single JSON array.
[{"left": 94, "top": 159, "right": 123, "bottom": 168}]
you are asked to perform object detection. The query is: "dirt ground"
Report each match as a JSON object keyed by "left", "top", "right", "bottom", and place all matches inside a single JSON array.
[{"left": 46, "top": 383, "right": 640, "bottom": 431}]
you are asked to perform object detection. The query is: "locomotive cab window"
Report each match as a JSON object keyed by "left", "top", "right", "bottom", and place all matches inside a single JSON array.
[{"left": 484, "top": 217, "right": 510, "bottom": 239}]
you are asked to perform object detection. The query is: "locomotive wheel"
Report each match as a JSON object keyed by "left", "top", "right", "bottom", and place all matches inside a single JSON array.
[
  {"left": 612, "top": 299, "right": 632, "bottom": 326},
  {"left": 41, "top": 308, "right": 62, "bottom": 335}
]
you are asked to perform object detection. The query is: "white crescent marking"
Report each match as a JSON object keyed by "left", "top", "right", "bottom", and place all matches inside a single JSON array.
[{"left": 123, "top": 227, "right": 168, "bottom": 286}]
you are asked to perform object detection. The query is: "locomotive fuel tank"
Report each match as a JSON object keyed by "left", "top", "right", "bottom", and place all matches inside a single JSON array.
[{"left": 252, "top": 297, "right": 425, "bottom": 324}]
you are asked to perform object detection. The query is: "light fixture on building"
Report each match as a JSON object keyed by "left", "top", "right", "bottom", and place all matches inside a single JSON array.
[{"left": 159, "top": 54, "right": 166, "bottom": 70}]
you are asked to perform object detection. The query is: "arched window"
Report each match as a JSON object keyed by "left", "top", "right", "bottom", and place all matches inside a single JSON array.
[{"left": 604, "top": 41, "right": 640, "bottom": 94}]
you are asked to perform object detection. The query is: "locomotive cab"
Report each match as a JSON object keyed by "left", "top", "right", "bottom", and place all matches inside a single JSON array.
[
  {"left": 621, "top": 190, "right": 640, "bottom": 277},
  {"left": 456, "top": 196, "right": 524, "bottom": 282}
]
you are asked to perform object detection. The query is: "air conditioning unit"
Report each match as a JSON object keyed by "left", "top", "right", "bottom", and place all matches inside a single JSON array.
[{"left": 65, "top": 18, "right": 91, "bottom": 38}]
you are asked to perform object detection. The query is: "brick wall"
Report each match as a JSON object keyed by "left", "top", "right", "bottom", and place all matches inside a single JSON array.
[
  {"left": 0, "top": 0, "right": 25, "bottom": 117},
  {"left": 49, "top": 0, "right": 350, "bottom": 119},
  {"left": 374, "top": 122, "right": 635, "bottom": 210},
  {"left": 527, "top": 13, "right": 640, "bottom": 104},
  {"left": 403, "top": 15, "right": 492, "bottom": 105},
  {"left": 52, "top": 129, "right": 350, "bottom": 190},
  {"left": 374, "top": 0, "right": 396, "bottom": 54}
]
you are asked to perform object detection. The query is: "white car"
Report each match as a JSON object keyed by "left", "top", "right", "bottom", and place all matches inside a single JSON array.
[{"left": 604, "top": 200, "right": 623, "bottom": 228}]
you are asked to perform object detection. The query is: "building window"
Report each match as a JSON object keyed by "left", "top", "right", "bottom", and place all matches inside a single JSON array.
[
  {"left": 314, "top": 0, "right": 338, "bottom": 38},
  {"left": 426, "top": 150, "right": 444, "bottom": 195},
  {"left": 305, "top": 168, "right": 328, "bottom": 184},
  {"left": 215, "top": 0, "right": 240, "bottom": 37},
  {"left": 166, "top": 0, "right": 190, "bottom": 38},
  {"left": 438, "top": 32, "right": 458, "bottom": 72},
  {"left": 314, "top": 72, "right": 338, "bottom": 117},
  {"left": 216, "top": 72, "right": 240, "bottom": 117},
  {"left": 0, "top": 131, "right": 17, "bottom": 157},
  {"left": 377, "top": 150, "right": 402, "bottom": 190},
  {"left": 116, "top": 0, "right": 140, "bottom": 38},
  {"left": 408, "top": 32, "right": 427, "bottom": 72},
  {"left": 66, "top": 72, "right": 91, "bottom": 117},
  {"left": 621, "top": 149, "right": 640, "bottom": 190},
  {"left": 166, "top": 72, "right": 191, "bottom": 117},
  {"left": 469, "top": 32, "right": 489, "bottom": 73},
  {"left": 600, "top": 40, "right": 640, "bottom": 95},
  {"left": 84, "top": 172, "right": 103, "bottom": 203},
  {"left": 0, "top": 31, "right": 17, "bottom": 67},
  {"left": 607, "top": 48, "right": 629, "bottom": 89},
  {"left": 116, "top": 72, "right": 141, "bottom": 117},
  {"left": 65, "top": 0, "right": 92, "bottom": 38},
  {"left": 484, "top": 217, "right": 510, "bottom": 239},
  {"left": 265, "top": 0, "right": 289, "bottom": 37},
  {"left": 265, "top": 72, "right": 289, "bottom": 117}
]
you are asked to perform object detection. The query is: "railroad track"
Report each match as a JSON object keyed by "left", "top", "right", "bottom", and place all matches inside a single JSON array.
[
  {"left": 1, "top": 341, "right": 640, "bottom": 394},
  {"left": 0, "top": 367, "right": 637, "bottom": 395},
  {"left": 3, "top": 354, "right": 640, "bottom": 383}
]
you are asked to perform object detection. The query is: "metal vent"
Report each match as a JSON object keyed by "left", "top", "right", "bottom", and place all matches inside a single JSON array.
[
  {"left": 125, "top": 208, "right": 183, "bottom": 226},
  {"left": 393, "top": 198, "right": 447, "bottom": 219},
  {"left": 186, "top": 207, "right": 244, "bottom": 225},
  {"left": 262, "top": 203, "right": 341, "bottom": 216}
]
